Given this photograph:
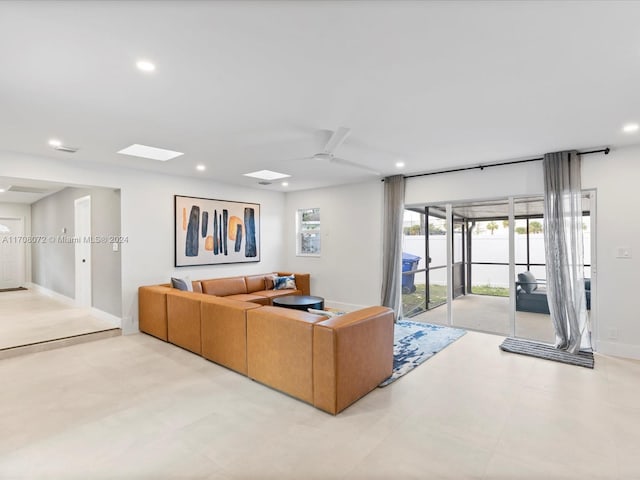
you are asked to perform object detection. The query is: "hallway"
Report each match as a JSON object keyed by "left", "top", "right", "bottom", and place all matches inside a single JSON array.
[{"left": 0, "top": 288, "right": 120, "bottom": 359}]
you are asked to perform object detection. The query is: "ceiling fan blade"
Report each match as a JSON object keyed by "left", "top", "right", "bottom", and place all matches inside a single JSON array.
[
  {"left": 323, "top": 126, "right": 351, "bottom": 154},
  {"left": 331, "top": 157, "right": 380, "bottom": 175}
]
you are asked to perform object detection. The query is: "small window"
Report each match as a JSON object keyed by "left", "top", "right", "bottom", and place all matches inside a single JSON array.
[
  {"left": 0, "top": 223, "right": 11, "bottom": 234},
  {"left": 297, "top": 208, "right": 320, "bottom": 256}
]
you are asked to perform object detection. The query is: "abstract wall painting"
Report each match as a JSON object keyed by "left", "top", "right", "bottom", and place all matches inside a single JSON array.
[{"left": 175, "top": 195, "right": 260, "bottom": 266}]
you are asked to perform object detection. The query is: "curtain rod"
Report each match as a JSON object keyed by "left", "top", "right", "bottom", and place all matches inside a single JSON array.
[{"left": 394, "top": 147, "right": 610, "bottom": 180}]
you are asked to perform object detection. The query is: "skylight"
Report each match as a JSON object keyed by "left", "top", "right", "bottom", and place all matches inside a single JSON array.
[
  {"left": 117, "top": 144, "right": 184, "bottom": 161},
  {"left": 243, "top": 170, "right": 291, "bottom": 181}
]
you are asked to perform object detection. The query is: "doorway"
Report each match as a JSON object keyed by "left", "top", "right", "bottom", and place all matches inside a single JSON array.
[{"left": 0, "top": 217, "right": 26, "bottom": 289}]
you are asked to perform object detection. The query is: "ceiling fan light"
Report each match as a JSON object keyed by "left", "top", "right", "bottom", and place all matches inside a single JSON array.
[{"left": 313, "top": 152, "right": 333, "bottom": 161}]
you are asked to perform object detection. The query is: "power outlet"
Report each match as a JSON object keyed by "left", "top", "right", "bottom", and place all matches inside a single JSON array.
[
  {"left": 608, "top": 328, "right": 618, "bottom": 340},
  {"left": 616, "top": 247, "right": 632, "bottom": 259}
]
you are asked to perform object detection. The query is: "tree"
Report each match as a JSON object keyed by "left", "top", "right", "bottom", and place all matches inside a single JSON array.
[
  {"left": 487, "top": 222, "right": 499, "bottom": 235},
  {"left": 502, "top": 220, "right": 509, "bottom": 229},
  {"left": 404, "top": 224, "right": 422, "bottom": 236},
  {"left": 428, "top": 223, "right": 445, "bottom": 235},
  {"left": 515, "top": 227, "right": 526, "bottom": 234},
  {"left": 529, "top": 221, "right": 543, "bottom": 234}
]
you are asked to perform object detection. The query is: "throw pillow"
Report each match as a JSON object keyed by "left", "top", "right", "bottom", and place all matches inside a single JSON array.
[
  {"left": 517, "top": 271, "right": 537, "bottom": 294},
  {"left": 171, "top": 275, "right": 193, "bottom": 292},
  {"left": 274, "top": 275, "right": 297, "bottom": 290}
]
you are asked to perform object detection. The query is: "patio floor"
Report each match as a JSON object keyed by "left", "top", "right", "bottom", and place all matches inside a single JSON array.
[{"left": 410, "top": 294, "right": 556, "bottom": 344}]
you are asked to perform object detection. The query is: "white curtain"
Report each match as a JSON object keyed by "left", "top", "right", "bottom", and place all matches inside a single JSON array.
[
  {"left": 543, "top": 151, "right": 590, "bottom": 353},
  {"left": 381, "top": 175, "right": 405, "bottom": 320}
]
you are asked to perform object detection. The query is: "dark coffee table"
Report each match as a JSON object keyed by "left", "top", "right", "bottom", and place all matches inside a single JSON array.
[{"left": 272, "top": 295, "right": 324, "bottom": 312}]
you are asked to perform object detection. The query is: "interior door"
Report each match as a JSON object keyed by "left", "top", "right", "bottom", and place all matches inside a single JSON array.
[
  {"left": 74, "top": 196, "right": 92, "bottom": 307},
  {"left": 0, "top": 217, "right": 25, "bottom": 289}
]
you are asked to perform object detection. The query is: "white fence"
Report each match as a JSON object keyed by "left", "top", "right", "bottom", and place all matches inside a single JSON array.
[{"left": 402, "top": 233, "right": 591, "bottom": 288}]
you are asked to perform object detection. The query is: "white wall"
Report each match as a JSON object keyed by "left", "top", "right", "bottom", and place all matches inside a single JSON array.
[
  {"left": 0, "top": 202, "right": 31, "bottom": 283},
  {"left": 284, "top": 181, "right": 383, "bottom": 311},
  {"left": 405, "top": 161, "right": 544, "bottom": 206},
  {"left": 582, "top": 145, "right": 640, "bottom": 359},
  {"left": 0, "top": 152, "right": 286, "bottom": 333}
]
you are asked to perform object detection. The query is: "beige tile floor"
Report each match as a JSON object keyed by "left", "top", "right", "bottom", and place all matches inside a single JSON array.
[
  {"left": 413, "top": 294, "right": 557, "bottom": 344},
  {"left": 0, "top": 289, "right": 119, "bottom": 350},
  {"left": 1, "top": 329, "right": 639, "bottom": 479}
]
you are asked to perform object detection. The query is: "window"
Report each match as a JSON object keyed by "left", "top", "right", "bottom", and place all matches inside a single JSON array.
[{"left": 296, "top": 208, "right": 320, "bottom": 255}]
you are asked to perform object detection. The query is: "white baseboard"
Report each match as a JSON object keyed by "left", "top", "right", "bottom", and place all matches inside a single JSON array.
[
  {"left": 26, "top": 282, "right": 75, "bottom": 306},
  {"left": 596, "top": 340, "right": 640, "bottom": 360},
  {"left": 90, "top": 308, "right": 121, "bottom": 328},
  {"left": 324, "top": 300, "right": 370, "bottom": 312},
  {"left": 26, "top": 282, "right": 121, "bottom": 329}
]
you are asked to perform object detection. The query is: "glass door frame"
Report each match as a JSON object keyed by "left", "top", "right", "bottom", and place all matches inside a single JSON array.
[{"left": 411, "top": 192, "right": 596, "bottom": 347}]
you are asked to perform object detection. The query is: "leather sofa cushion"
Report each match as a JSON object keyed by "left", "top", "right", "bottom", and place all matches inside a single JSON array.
[
  {"left": 225, "top": 293, "right": 270, "bottom": 306},
  {"left": 250, "top": 289, "right": 301, "bottom": 304},
  {"left": 264, "top": 274, "right": 277, "bottom": 290},
  {"left": 244, "top": 274, "right": 274, "bottom": 293},
  {"left": 201, "top": 276, "right": 247, "bottom": 296}
]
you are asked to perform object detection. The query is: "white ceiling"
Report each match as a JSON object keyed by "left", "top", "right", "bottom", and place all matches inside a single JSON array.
[{"left": 0, "top": 1, "right": 639, "bottom": 193}]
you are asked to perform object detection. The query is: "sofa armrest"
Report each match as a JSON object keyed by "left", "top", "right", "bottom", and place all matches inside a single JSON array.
[
  {"left": 166, "top": 291, "right": 210, "bottom": 354},
  {"left": 201, "top": 295, "right": 261, "bottom": 375},
  {"left": 138, "top": 285, "right": 173, "bottom": 341},
  {"left": 247, "top": 306, "right": 327, "bottom": 403},
  {"left": 313, "top": 306, "right": 394, "bottom": 414},
  {"left": 277, "top": 272, "right": 310, "bottom": 295}
]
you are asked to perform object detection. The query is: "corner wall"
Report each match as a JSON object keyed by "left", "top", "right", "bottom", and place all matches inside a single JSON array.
[{"left": 284, "top": 181, "right": 383, "bottom": 310}]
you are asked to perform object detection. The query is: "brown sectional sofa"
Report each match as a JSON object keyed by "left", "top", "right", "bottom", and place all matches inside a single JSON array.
[{"left": 138, "top": 272, "right": 394, "bottom": 414}]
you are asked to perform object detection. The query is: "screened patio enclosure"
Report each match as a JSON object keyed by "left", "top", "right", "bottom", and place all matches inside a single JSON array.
[{"left": 401, "top": 194, "right": 594, "bottom": 343}]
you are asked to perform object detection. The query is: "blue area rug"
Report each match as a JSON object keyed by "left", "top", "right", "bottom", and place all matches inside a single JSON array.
[{"left": 379, "top": 320, "right": 466, "bottom": 387}]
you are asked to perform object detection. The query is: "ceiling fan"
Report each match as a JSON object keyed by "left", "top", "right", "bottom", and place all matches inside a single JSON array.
[{"left": 305, "top": 127, "right": 380, "bottom": 175}]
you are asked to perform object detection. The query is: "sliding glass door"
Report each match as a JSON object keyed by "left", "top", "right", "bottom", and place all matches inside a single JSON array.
[
  {"left": 401, "top": 207, "right": 447, "bottom": 320},
  {"left": 404, "top": 192, "right": 596, "bottom": 344}
]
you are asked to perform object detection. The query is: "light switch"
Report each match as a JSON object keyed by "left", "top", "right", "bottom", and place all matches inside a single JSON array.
[
  {"left": 112, "top": 242, "right": 119, "bottom": 252},
  {"left": 616, "top": 247, "right": 631, "bottom": 259}
]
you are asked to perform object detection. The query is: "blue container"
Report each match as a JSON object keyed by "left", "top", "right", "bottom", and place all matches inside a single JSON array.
[{"left": 402, "top": 252, "right": 421, "bottom": 294}]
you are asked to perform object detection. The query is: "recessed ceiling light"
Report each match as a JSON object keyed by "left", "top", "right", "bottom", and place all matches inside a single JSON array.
[
  {"left": 243, "top": 170, "right": 291, "bottom": 181},
  {"left": 623, "top": 123, "right": 639, "bottom": 133},
  {"left": 0, "top": 188, "right": 5, "bottom": 193},
  {"left": 136, "top": 60, "right": 156, "bottom": 72},
  {"left": 48, "top": 139, "right": 62, "bottom": 147},
  {"left": 395, "top": 161, "right": 405, "bottom": 168},
  {"left": 196, "top": 164, "right": 206, "bottom": 171},
  {"left": 281, "top": 181, "right": 289, "bottom": 187},
  {"left": 117, "top": 144, "right": 183, "bottom": 161}
]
